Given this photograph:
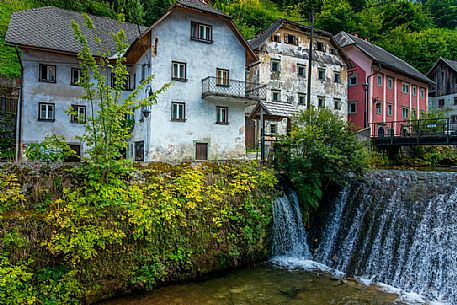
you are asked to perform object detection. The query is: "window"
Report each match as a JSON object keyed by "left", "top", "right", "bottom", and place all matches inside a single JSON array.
[
  {"left": 39, "top": 64, "right": 56, "bottom": 83},
  {"left": 195, "top": 143, "right": 208, "bottom": 160},
  {"left": 452, "top": 115, "right": 457, "bottom": 123},
  {"left": 349, "top": 75, "right": 357, "bottom": 86},
  {"left": 388, "top": 77, "right": 393, "bottom": 89},
  {"left": 334, "top": 71, "right": 341, "bottom": 83},
  {"left": 439, "top": 99, "right": 445, "bottom": 108},
  {"left": 38, "top": 102, "right": 55, "bottom": 121},
  {"left": 348, "top": 101, "right": 356, "bottom": 114},
  {"left": 298, "top": 93, "right": 306, "bottom": 105},
  {"left": 402, "top": 82, "right": 410, "bottom": 93},
  {"left": 377, "top": 74, "right": 382, "bottom": 86},
  {"left": 298, "top": 64, "right": 306, "bottom": 78},
  {"left": 216, "top": 106, "right": 228, "bottom": 124},
  {"left": 334, "top": 98, "right": 342, "bottom": 110},
  {"left": 171, "top": 61, "right": 186, "bottom": 81},
  {"left": 388, "top": 103, "right": 393, "bottom": 116},
  {"left": 272, "top": 90, "right": 281, "bottom": 102},
  {"left": 412, "top": 108, "right": 417, "bottom": 119},
  {"left": 376, "top": 102, "right": 382, "bottom": 114},
  {"left": 141, "top": 64, "right": 147, "bottom": 81},
  {"left": 171, "top": 102, "right": 186, "bottom": 121},
  {"left": 191, "top": 22, "right": 212, "bottom": 43},
  {"left": 420, "top": 88, "right": 425, "bottom": 98},
  {"left": 134, "top": 141, "right": 144, "bottom": 161},
  {"left": 402, "top": 107, "right": 409, "bottom": 119},
  {"left": 453, "top": 96, "right": 457, "bottom": 105},
  {"left": 316, "top": 42, "right": 324, "bottom": 51},
  {"left": 318, "top": 68, "right": 325, "bottom": 81},
  {"left": 216, "top": 69, "right": 229, "bottom": 86},
  {"left": 70, "top": 105, "right": 86, "bottom": 124},
  {"left": 272, "top": 34, "right": 280, "bottom": 43},
  {"left": 286, "top": 34, "right": 297, "bottom": 45},
  {"left": 71, "top": 68, "right": 82, "bottom": 86},
  {"left": 270, "top": 124, "right": 277, "bottom": 134},
  {"left": 318, "top": 96, "right": 325, "bottom": 108},
  {"left": 412, "top": 86, "right": 417, "bottom": 96},
  {"left": 111, "top": 73, "right": 131, "bottom": 90},
  {"left": 271, "top": 59, "right": 280, "bottom": 72}
]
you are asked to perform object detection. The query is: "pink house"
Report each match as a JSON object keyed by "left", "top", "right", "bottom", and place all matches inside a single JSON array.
[{"left": 335, "top": 32, "right": 432, "bottom": 135}]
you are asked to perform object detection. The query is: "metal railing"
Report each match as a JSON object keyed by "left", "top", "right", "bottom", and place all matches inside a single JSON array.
[
  {"left": 202, "top": 77, "right": 266, "bottom": 100},
  {"left": 369, "top": 118, "right": 457, "bottom": 139}
]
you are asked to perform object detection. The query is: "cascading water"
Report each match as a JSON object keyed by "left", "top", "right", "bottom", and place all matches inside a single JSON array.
[{"left": 272, "top": 170, "right": 457, "bottom": 304}]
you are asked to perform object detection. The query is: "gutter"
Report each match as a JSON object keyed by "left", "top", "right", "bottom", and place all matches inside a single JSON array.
[{"left": 15, "top": 49, "right": 23, "bottom": 162}]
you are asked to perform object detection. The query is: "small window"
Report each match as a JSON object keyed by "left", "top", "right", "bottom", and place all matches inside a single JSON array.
[
  {"left": 191, "top": 22, "right": 212, "bottom": 43},
  {"left": 377, "top": 74, "right": 382, "bottom": 86},
  {"left": 216, "top": 69, "right": 229, "bottom": 86},
  {"left": 318, "top": 96, "right": 325, "bottom": 108},
  {"left": 316, "top": 42, "right": 324, "bottom": 51},
  {"left": 298, "top": 93, "right": 306, "bottom": 105},
  {"left": 172, "top": 61, "right": 186, "bottom": 81},
  {"left": 376, "top": 102, "right": 382, "bottom": 114},
  {"left": 334, "top": 72, "right": 341, "bottom": 83},
  {"left": 420, "top": 88, "right": 425, "bottom": 98},
  {"left": 38, "top": 102, "right": 55, "bottom": 121},
  {"left": 141, "top": 64, "right": 147, "bottom": 81},
  {"left": 412, "top": 86, "right": 417, "bottom": 96},
  {"left": 451, "top": 115, "right": 457, "bottom": 123},
  {"left": 348, "top": 102, "right": 356, "bottom": 114},
  {"left": 402, "top": 107, "right": 409, "bottom": 119},
  {"left": 195, "top": 143, "right": 208, "bottom": 160},
  {"left": 39, "top": 64, "right": 56, "bottom": 83},
  {"left": 439, "top": 99, "right": 445, "bottom": 108},
  {"left": 111, "top": 73, "right": 131, "bottom": 90},
  {"left": 270, "top": 124, "right": 277, "bottom": 134},
  {"left": 216, "top": 106, "right": 228, "bottom": 124},
  {"left": 318, "top": 68, "right": 325, "bottom": 81},
  {"left": 271, "top": 59, "right": 280, "bottom": 72},
  {"left": 287, "top": 34, "right": 297, "bottom": 45},
  {"left": 388, "top": 77, "right": 393, "bottom": 89},
  {"left": 272, "top": 34, "right": 280, "bottom": 43},
  {"left": 70, "top": 105, "right": 86, "bottom": 124},
  {"left": 388, "top": 103, "right": 393, "bottom": 116},
  {"left": 454, "top": 97, "right": 457, "bottom": 105},
  {"left": 349, "top": 75, "right": 357, "bottom": 86},
  {"left": 334, "top": 98, "right": 342, "bottom": 110},
  {"left": 134, "top": 141, "right": 144, "bottom": 161},
  {"left": 71, "top": 68, "right": 82, "bottom": 86},
  {"left": 402, "top": 82, "right": 410, "bottom": 93},
  {"left": 272, "top": 90, "right": 281, "bottom": 102},
  {"left": 298, "top": 64, "right": 306, "bottom": 78},
  {"left": 412, "top": 108, "right": 417, "bottom": 119},
  {"left": 171, "top": 102, "right": 186, "bottom": 121}
]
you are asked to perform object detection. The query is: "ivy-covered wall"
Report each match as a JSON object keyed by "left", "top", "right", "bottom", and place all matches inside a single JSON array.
[{"left": 0, "top": 161, "right": 277, "bottom": 304}]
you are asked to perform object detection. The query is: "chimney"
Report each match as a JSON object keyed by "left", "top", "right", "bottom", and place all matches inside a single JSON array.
[
  {"left": 364, "top": 37, "right": 368, "bottom": 41},
  {"left": 352, "top": 33, "right": 359, "bottom": 38}
]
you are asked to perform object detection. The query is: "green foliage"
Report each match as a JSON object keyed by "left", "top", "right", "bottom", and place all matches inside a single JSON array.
[
  {"left": 315, "top": 0, "right": 356, "bottom": 34},
  {"left": 0, "top": 162, "right": 277, "bottom": 304},
  {"left": 25, "top": 135, "right": 76, "bottom": 162},
  {"left": 425, "top": 0, "right": 457, "bottom": 29},
  {"left": 274, "top": 107, "right": 368, "bottom": 213}
]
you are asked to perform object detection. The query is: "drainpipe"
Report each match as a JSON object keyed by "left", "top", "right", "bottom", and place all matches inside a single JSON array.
[
  {"left": 16, "top": 49, "right": 23, "bottom": 162},
  {"left": 363, "top": 62, "right": 382, "bottom": 129}
]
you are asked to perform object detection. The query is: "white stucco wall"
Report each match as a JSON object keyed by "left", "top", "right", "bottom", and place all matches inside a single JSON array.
[{"left": 130, "top": 11, "right": 248, "bottom": 161}]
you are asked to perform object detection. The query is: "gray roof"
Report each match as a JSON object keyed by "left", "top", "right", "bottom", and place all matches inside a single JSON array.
[
  {"left": 248, "top": 18, "right": 333, "bottom": 51},
  {"left": 175, "top": 0, "right": 228, "bottom": 17},
  {"left": 6, "top": 6, "right": 147, "bottom": 55},
  {"left": 427, "top": 57, "right": 457, "bottom": 77},
  {"left": 335, "top": 31, "right": 432, "bottom": 84},
  {"left": 251, "top": 100, "right": 299, "bottom": 118}
]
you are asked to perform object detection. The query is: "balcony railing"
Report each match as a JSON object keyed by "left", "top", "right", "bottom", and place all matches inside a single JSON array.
[{"left": 202, "top": 77, "right": 266, "bottom": 101}]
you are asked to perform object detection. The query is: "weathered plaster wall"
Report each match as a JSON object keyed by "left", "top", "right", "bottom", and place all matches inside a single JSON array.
[{"left": 131, "top": 11, "right": 248, "bottom": 162}]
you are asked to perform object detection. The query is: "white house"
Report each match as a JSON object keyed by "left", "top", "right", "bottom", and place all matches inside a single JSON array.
[{"left": 6, "top": 0, "right": 263, "bottom": 162}]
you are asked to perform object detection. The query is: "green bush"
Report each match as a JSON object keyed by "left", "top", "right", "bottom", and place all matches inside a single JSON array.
[{"left": 25, "top": 135, "right": 76, "bottom": 162}]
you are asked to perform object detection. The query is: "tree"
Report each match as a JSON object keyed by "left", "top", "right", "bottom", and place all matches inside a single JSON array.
[
  {"left": 143, "top": 0, "right": 176, "bottom": 27},
  {"left": 315, "top": 0, "right": 356, "bottom": 34},
  {"left": 426, "top": 0, "right": 457, "bottom": 29},
  {"left": 274, "top": 108, "right": 368, "bottom": 214},
  {"left": 71, "top": 14, "right": 169, "bottom": 181}
]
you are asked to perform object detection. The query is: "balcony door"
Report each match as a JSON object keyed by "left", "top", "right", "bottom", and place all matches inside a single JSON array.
[{"left": 216, "top": 68, "right": 229, "bottom": 87}]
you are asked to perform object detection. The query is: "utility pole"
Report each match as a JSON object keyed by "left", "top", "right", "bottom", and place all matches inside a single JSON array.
[{"left": 306, "top": 9, "right": 315, "bottom": 109}]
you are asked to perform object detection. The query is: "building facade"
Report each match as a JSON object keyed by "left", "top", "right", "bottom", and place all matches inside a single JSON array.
[
  {"left": 427, "top": 58, "right": 457, "bottom": 124},
  {"left": 247, "top": 19, "right": 348, "bottom": 151},
  {"left": 335, "top": 32, "right": 432, "bottom": 136},
  {"left": 6, "top": 1, "right": 262, "bottom": 162}
]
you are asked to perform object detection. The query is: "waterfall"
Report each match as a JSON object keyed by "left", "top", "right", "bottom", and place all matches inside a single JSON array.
[
  {"left": 312, "top": 170, "right": 457, "bottom": 304},
  {"left": 271, "top": 192, "right": 310, "bottom": 259}
]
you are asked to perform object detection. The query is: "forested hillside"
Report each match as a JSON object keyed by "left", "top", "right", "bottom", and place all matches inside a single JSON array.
[{"left": 1, "top": 0, "right": 457, "bottom": 78}]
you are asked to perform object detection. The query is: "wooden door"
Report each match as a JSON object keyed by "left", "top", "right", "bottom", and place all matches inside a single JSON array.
[
  {"left": 134, "top": 141, "right": 144, "bottom": 161},
  {"left": 245, "top": 117, "right": 256, "bottom": 149},
  {"left": 196, "top": 143, "right": 208, "bottom": 160}
]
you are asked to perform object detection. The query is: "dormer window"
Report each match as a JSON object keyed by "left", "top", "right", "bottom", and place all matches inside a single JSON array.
[{"left": 191, "top": 22, "right": 212, "bottom": 43}]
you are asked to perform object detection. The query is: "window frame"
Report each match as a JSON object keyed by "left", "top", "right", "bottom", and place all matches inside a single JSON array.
[
  {"left": 191, "top": 21, "right": 213, "bottom": 43},
  {"left": 216, "top": 68, "right": 230, "bottom": 87},
  {"left": 38, "top": 102, "right": 55, "bottom": 121},
  {"left": 297, "top": 64, "right": 306, "bottom": 78},
  {"left": 272, "top": 90, "right": 281, "bottom": 102},
  {"left": 316, "top": 41, "right": 325, "bottom": 52},
  {"left": 438, "top": 99, "right": 445, "bottom": 108},
  {"left": 420, "top": 88, "right": 425, "bottom": 99},
  {"left": 402, "top": 107, "right": 409, "bottom": 119},
  {"left": 334, "top": 98, "right": 342, "bottom": 110},
  {"left": 271, "top": 59, "right": 281, "bottom": 72},
  {"left": 38, "top": 64, "right": 56, "bottom": 83},
  {"left": 412, "top": 85, "right": 417, "bottom": 96},
  {"left": 318, "top": 68, "right": 326, "bottom": 81},
  {"left": 348, "top": 101, "right": 356, "bottom": 114},
  {"left": 387, "top": 103, "right": 393, "bottom": 116},
  {"left": 318, "top": 96, "right": 325, "bottom": 108},
  {"left": 376, "top": 102, "right": 382, "bottom": 114},
  {"left": 270, "top": 123, "right": 277, "bottom": 134},
  {"left": 171, "top": 61, "right": 187, "bottom": 82},
  {"left": 298, "top": 93, "right": 306, "bottom": 105},
  {"left": 216, "top": 106, "right": 229, "bottom": 124},
  {"left": 111, "top": 73, "right": 132, "bottom": 91},
  {"left": 377, "top": 74, "right": 383, "bottom": 86},
  {"left": 70, "top": 104, "right": 86, "bottom": 124},
  {"left": 388, "top": 77, "right": 393, "bottom": 89},
  {"left": 171, "top": 102, "right": 186, "bottom": 122},
  {"left": 402, "top": 82, "right": 410, "bottom": 94},
  {"left": 71, "top": 68, "right": 82, "bottom": 86},
  {"left": 349, "top": 74, "right": 357, "bottom": 86},
  {"left": 334, "top": 71, "right": 341, "bottom": 83}
]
